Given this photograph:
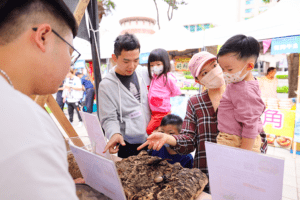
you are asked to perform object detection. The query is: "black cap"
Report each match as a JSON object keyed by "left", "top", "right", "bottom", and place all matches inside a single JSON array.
[{"left": 0, "top": 0, "right": 78, "bottom": 37}]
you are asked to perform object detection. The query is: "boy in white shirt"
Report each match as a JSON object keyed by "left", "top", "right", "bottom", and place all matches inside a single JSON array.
[{"left": 63, "top": 69, "right": 84, "bottom": 127}]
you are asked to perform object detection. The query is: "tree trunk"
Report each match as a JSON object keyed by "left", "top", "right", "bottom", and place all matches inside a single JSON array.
[
  {"left": 287, "top": 53, "right": 299, "bottom": 98},
  {"left": 167, "top": 4, "right": 171, "bottom": 21},
  {"left": 153, "top": 0, "right": 160, "bottom": 30},
  {"left": 97, "top": 1, "right": 105, "bottom": 23},
  {"left": 167, "top": 0, "right": 175, "bottom": 21}
]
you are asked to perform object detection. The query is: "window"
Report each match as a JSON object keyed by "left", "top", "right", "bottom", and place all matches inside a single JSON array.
[
  {"left": 197, "top": 24, "right": 202, "bottom": 31},
  {"left": 245, "top": 8, "right": 253, "bottom": 13},
  {"left": 259, "top": 6, "right": 268, "bottom": 12},
  {"left": 204, "top": 24, "right": 210, "bottom": 29},
  {"left": 245, "top": 16, "right": 253, "bottom": 20},
  {"left": 190, "top": 25, "right": 195, "bottom": 32},
  {"left": 246, "top": 0, "right": 254, "bottom": 5}
]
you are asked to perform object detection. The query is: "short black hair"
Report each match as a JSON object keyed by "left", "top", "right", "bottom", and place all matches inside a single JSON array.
[
  {"left": 147, "top": 48, "right": 171, "bottom": 81},
  {"left": 0, "top": 0, "right": 78, "bottom": 45},
  {"left": 217, "top": 34, "right": 260, "bottom": 63},
  {"left": 267, "top": 67, "right": 276, "bottom": 75},
  {"left": 160, "top": 114, "right": 183, "bottom": 133},
  {"left": 114, "top": 33, "right": 140, "bottom": 57}
]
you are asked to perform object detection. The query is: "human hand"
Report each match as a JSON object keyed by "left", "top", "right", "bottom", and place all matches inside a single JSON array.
[
  {"left": 137, "top": 131, "right": 169, "bottom": 151},
  {"left": 103, "top": 134, "right": 126, "bottom": 154}
]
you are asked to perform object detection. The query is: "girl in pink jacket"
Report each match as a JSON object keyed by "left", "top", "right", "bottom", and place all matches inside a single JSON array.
[{"left": 146, "top": 49, "right": 182, "bottom": 135}]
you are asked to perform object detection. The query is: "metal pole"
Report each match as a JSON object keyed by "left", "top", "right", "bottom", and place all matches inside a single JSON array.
[{"left": 87, "top": 0, "right": 102, "bottom": 119}]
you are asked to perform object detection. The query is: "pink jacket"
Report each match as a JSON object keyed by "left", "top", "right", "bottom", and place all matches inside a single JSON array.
[
  {"left": 218, "top": 80, "right": 266, "bottom": 139},
  {"left": 148, "top": 72, "right": 182, "bottom": 113}
]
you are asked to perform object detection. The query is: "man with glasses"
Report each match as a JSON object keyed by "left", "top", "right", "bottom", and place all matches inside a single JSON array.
[{"left": 0, "top": 1, "right": 79, "bottom": 199}]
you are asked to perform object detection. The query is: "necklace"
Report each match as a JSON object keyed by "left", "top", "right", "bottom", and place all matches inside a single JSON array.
[{"left": 0, "top": 69, "right": 13, "bottom": 88}]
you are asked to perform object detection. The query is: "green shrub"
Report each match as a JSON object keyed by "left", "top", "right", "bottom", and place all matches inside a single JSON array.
[
  {"left": 183, "top": 71, "right": 191, "bottom": 75},
  {"left": 276, "top": 75, "right": 288, "bottom": 79},
  {"left": 180, "top": 87, "right": 199, "bottom": 90},
  {"left": 277, "top": 86, "right": 289, "bottom": 93},
  {"left": 184, "top": 75, "right": 194, "bottom": 79}
]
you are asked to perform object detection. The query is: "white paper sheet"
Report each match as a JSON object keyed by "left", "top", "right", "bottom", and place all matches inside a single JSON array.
[
  {"left": 205, "top": 142, "right": 284, "bottom": 200},
  {"left": 69, "top": 144, "right": 126, "bottom": 200},
  {"left": 79, "top": 112, "right": 111, "bottom": 159}
]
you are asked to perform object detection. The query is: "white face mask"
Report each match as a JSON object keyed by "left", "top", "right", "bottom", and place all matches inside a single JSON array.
[
  {"left": 223, "top": 64, "right": 249, "bottom": 84},
  {"left": 200, "top": 65, "right": 225, "bottom": 89},
  {"left": 151, "top": 65, "right": 164, "bottom": 76}
]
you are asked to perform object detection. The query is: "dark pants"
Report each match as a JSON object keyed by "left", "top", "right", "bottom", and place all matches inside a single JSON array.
[
  {"left": 67, "top": 102, "right": 82, "bottom": 123},
  {"left": 118, "top": 140, "right": 148, "bottom": 158},
  {"left": 56, "top": 91, "right": 64, "bottom": 111},
  {"left": 85, "top": 88, "right": 95, "bottom": 113}
]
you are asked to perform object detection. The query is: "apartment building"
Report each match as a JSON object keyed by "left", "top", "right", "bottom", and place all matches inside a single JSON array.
[{"left": 241, "top": 0, "right": 278, "bottom": 21}]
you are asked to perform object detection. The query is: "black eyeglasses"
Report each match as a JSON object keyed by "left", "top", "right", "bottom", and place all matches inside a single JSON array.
[{"left": 32, "top": 27, "right": 81, "bottom": 66}]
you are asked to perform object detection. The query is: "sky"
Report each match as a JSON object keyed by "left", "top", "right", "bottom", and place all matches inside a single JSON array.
[{"left": 100, "top": 0, "right": 240, "bottom": 33}]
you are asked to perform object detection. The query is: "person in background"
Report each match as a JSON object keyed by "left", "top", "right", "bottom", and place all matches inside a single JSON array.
[
  {"left": 146, "top": 48, "right": 182, "bottom": 135},
  {"left": 75, "top": 72, "right": 95, "bottom": 113},
  {"left": 149, "top": 114, "right": 194, "bottom": 169},
  {"left": 56, "top": 80, "right": 65, "bottom": 111},
  {"left": 63, "top": 69, "right": 83, "bottom": 127},
  {"left": 258, "top": 67, "right": 278, "bottom": 98}
]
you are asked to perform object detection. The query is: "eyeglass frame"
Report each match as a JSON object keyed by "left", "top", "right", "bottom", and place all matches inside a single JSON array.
[{"left": 32, "top": 27, "right": 81, "bottom": 66}]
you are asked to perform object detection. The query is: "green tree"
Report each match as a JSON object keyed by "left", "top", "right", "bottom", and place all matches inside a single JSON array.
[
  {"left": 153, "top": 0, "right": 187, "bottom": 30},
  {"left": 262, "top": 0, "right": 280, "bottom": 3},
  {"left": 97, "top": 0, "right": 116, "bottom": 23}
]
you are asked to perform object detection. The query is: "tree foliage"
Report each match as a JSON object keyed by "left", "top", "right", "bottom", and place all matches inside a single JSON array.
[
  {"left": 164, "top": 0, "right": 187, "bottom": 21},
  {"left": 262, "top": 0, "right": 280, "bottom": 3},
  {"left": 97, "top": 0, "right": 116, "bottom": 22},
  {"left": 153, "top": 0, "right": 187, "bottom": 29}
]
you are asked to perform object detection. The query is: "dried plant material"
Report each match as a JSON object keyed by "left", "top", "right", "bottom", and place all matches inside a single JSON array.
[
  {"left": 68, "top": 152, "right": 83, "bottom": 179},
  {"left": 76, "top": 184, "right": 112, "bottom": 200},
  {"left": 116, "top": 151, "right": 208, "bottom": 200}
]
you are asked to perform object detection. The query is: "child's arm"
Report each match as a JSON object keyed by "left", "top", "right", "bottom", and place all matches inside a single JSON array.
[
  {"left": 167, "top": 73, "right": 182, "bottom": 97},
  {"left": 240, "top": 138, "right": 256, "bottom": 151}
]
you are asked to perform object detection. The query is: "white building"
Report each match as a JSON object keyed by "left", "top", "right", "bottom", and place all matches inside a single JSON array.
[{"left": 240, "top": 0, "right": 278, "bottom": 21}]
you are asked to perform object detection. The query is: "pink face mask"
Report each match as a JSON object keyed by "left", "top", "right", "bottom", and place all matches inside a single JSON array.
[{"left": 200, "top": 65, "right": 225, "bottom": 89}]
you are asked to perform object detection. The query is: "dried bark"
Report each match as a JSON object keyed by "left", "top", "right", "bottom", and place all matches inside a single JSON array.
[
  {"left": 68, "top": 152, "right": 83, "bottom": 180},
  {"left": 116, "top": 151, "right": 208, "bottom": 200},
  {"left": 287, "top": 53, "right": 299, "bottom": 98}
]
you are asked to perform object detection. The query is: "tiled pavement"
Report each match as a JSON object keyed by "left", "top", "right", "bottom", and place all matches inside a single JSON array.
[{"left": 51, "top": 111, "right": 300, "bottom": 200}]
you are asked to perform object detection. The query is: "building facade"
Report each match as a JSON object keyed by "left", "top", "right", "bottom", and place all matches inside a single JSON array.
[
  {"left": 119, "top": 16, "right": 156, "bottom": 38},
  {"left": 241, "top": 0, "right": 278, "bottom": 21}
]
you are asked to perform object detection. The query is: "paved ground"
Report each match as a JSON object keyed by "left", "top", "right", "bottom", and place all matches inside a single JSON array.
[{"left": 51, "top": 111, "right": 300, "bottom": 200}]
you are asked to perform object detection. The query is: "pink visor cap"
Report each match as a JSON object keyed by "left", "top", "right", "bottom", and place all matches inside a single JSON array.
[{"left": 188, "top": 52, "right": 217, "bottom": 78}]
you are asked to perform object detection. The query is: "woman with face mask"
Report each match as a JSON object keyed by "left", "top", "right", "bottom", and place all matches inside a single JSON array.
[
  {"left": 139, "top": 51, "right": 226, "bottom": 193},
  {"left": 146, "top": 48, "right": 182, "bottom": 135}
]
